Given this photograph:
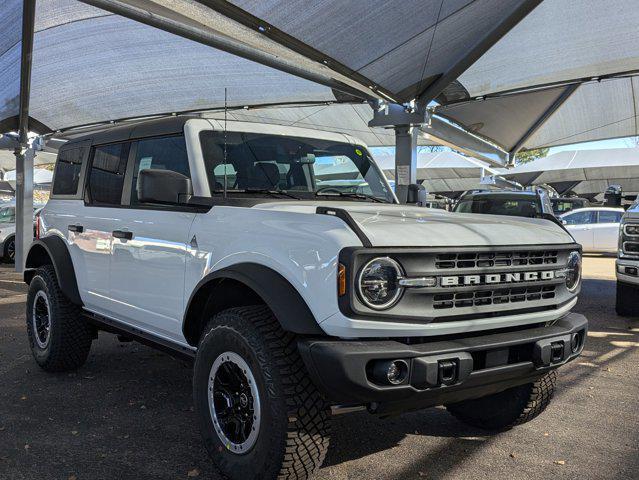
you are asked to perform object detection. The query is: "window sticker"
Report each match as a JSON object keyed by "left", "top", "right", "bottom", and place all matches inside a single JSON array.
[{"left": 138, "top": 156, "right": 153, "bottom": 172}]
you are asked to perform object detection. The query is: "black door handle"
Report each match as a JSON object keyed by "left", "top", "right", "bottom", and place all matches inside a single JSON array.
[
  {"left": 68, "top": 224, "right": 84, "bottom": 233},
  {"left": 112, "top": 230, "right": 133, "bottom": 240}
]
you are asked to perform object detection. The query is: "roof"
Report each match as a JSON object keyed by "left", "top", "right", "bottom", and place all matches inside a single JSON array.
[{"left": 460, "top": 190, "right": 539, "bottom": 198}]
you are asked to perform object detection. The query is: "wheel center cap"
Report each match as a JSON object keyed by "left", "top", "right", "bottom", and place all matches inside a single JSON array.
[{"left": 239, "top": 393, "right": 249, "bottom": 408}]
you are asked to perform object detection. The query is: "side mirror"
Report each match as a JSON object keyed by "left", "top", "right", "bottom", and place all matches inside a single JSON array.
[{"left": 138, "top": 169, "right": 193, "bottom": 205}]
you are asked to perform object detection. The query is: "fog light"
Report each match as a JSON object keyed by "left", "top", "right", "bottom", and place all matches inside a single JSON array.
[
  {"left": 372, "top": 359, "right": 409, "bottom": 385},
  {"left": 571, "top": 332, "right": 584, "bottom": 353}
]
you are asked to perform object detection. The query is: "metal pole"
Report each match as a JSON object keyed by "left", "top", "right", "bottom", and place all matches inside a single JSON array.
[
  {"left": 15, "top": 0, "right": 37, "bottom": 273},
  {"left": 394, "top": 126, "right": 418, "bottom": 204}
]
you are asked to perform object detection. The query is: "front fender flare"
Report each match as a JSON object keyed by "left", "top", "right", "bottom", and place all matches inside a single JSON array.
[{"left": 184, "top": 263, "right": 325, "bottom": 342}]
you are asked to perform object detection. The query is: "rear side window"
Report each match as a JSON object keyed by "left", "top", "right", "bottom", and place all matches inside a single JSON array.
[
  {"left": 52, "top": 145, "right": 87, "bottom": 195},
  {"left": 597, "top": 211, "right": 622, "bottom": 223},
  {"left": 85, "top": 143, "right": 129, "bottom": 206},
  {"left": 130, "top": 135, "right": 190, "bottom": 206}
]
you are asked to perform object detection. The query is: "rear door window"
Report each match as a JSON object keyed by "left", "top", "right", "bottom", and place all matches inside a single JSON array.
[
  {"left": 597, "top": 211, "right": 622, "bottom": 223},
  {"left": 85, "top": 143, "right": 130, "bottom": 206}
]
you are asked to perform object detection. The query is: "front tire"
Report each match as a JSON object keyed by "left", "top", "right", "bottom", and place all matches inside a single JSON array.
[
  {"left": 193, "top": 305, "right": 331, "bottom": 480},
  {"left": 446, "top": 371, "right": 556, "bottom": 431},
  {"left": 616, "top": 281, "right": 639, "bottom": 317},
  {"left": 26, "top": 265, "right": 93, "bottom": 372}
]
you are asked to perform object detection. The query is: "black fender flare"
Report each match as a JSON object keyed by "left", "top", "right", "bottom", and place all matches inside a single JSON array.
[
  {"left": 183, "top": 263, "right": 325, "bottom": 343},
  {"left": 24, "top": 237, "right": 83, "bottom": 306}
]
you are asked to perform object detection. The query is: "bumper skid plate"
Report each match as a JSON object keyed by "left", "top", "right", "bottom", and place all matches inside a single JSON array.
[{"left": 299, "top": 313, "right": 587, "bottom": 413}]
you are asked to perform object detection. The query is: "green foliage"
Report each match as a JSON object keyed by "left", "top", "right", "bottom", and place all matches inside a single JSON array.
[{"left": 514, "top": 148, "right": 549, "bottom": 165}]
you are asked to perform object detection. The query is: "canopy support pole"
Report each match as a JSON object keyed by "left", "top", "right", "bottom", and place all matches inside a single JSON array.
[
  {"left": 394, "top": 126, "right": 419, "bottom": 204},
  {"left": 14, "top": 0, "right": 37, "bottom": 273},
  {"left": 508, "top": 84, "right": 580, "bottom": 158}
]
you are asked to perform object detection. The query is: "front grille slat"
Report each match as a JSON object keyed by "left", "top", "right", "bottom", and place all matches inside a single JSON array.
[
  {"left": 432, "top": 285, "right": 556, "bottom": 310},
  {"left": 435, "top": 250, "right": 559, "bottom": 270}
]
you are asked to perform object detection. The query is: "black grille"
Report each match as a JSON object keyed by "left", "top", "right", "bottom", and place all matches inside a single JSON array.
[
  {"left": 435, "top": 250, "right": 559, "bottom": 269},
  {"left": 433, "top": 285, "right": 556, "bottom": 310}
]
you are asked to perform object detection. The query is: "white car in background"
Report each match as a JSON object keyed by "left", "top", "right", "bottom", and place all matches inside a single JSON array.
[
  {"left": 0, "top": 204, "right": 43, "bottom": 263},
  {"left": 560, "top": 207, "right": 625, "bottom": 253}
]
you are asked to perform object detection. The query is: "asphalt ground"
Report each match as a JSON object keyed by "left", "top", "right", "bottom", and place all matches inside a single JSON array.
[{"left": 0, "top": 256, "right": 637, "bottom": 480}]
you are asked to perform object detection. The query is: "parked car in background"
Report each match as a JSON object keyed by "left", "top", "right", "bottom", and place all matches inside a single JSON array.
[
  {"left": 551, "top": 197, "right": 590, "bottom": 215},
  {"left": 560, "top": 207, "right": 624, "bottom": 253},
  {"left": 0, "top": 204, "right": 44, "bottom": 263},
  {"left": 453, "top": 189, "right": 554, "bottom": 219}
]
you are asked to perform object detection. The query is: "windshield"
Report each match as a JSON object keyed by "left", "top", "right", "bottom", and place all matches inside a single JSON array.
[
  {"left": 0, "top": 206, "right": 15, "bottom": 223},
  {"left": 455, "top": 196, "right": 541, "bottom": 218},
  {"left": 199, "top": 131, "right": 394, "bottom": 203}
]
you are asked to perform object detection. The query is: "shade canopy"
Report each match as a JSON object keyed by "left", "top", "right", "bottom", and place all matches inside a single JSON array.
[
  {"left": 1, "top": 0, "right": 638, "bottom": 164},
  {"left": 503, "top": 148, "right": 639, "bottom": 198},
  {"left": 374, "top": 150, "right": 498, "bottom": 196}
]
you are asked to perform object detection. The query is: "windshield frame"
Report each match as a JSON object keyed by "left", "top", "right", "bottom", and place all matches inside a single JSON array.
[{"left": 198, "top": 129, "right": 397, "bottom": 204}]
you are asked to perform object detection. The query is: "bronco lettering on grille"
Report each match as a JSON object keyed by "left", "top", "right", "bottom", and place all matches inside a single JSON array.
[{"left": 440, "top": 270, "right": 556, "bottom": 287}]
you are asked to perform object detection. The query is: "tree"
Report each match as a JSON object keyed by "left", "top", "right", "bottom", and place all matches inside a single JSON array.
[{"left": 514, "top": 148, "right": 549, "bottom": 165}]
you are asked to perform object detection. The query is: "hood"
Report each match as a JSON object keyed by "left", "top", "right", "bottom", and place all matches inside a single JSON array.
[{"left": 251, "top": 201, "right": 574, "bottom": 247}]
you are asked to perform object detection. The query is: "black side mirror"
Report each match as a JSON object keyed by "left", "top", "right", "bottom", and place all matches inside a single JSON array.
[{"left": 138, "top": 169, "right": 193, "bottom": 205}]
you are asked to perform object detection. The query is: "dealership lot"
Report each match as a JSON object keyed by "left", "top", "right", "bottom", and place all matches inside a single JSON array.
[{"left": 0, "top": 257, "right": 637, "bottom": 480}]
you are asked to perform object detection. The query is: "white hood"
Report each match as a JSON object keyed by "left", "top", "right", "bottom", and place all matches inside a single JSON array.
[{"left": 252, "top": 201, "right": 574, "bottom": 247}]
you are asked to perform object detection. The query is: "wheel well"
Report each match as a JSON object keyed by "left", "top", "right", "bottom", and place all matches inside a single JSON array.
[
  {"left": 183, "top": 277, "right": 264, "bottom": 346},
  {"left": 24, "top": 243, "right": 53, "bottom": 284}
]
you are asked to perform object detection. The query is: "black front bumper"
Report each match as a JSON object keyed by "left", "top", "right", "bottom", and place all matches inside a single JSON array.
[{"left": 299, "top": 313, "right": 587, "bottom": 415}]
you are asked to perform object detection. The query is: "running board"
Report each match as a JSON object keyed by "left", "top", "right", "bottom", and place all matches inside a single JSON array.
[{"left": 82, "top": 310, "right": 196, "bottom": 362}]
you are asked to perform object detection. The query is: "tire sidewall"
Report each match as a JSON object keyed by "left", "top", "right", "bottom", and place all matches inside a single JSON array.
[
  {"left": 194, "top": 319, "right": 287, "bottom": 479},
  {"left": 26, "top": 273, "right": 56, "bottom": 363}
]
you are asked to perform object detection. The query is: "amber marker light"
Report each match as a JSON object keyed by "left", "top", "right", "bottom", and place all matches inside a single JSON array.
[{"left": 338, "top": 263, "right": 347, "bottom": 296}]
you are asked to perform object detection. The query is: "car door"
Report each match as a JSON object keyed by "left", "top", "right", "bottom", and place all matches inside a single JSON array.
[
  {"left": 71, "top": 141, "right": 130, "bottom": 313},
  {"left": 592, "top": 210, "right": 623, "bottom": 253},
  {"left": 108, "top": 135, "right": 196, "bottom": 342},
  {"left": 563, "top": 210, "right": 595, "bottom": 251}
]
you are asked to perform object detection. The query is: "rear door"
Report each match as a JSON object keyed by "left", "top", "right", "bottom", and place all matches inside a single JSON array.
[
  {"left": 108, "top": 135, "right": 196, "bottom": 342},
  {"left": 592, "top": 210, "right": 623, "bottom": 252},
  {"left": 563, "top": 210, "right": 596, "bottom": 251},
  {"left": 74, "top": 141, "right": 131, "bottom": 313}
]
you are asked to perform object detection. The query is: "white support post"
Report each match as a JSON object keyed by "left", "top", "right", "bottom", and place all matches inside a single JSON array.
[
  {"left": 14, "top": 144, "right": 34, "bottom": 273},
  {"left": 394, "top": 126, "right": 418, "bottom": 204}
]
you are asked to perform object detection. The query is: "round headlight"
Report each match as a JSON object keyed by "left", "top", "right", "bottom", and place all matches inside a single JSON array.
[
  {"left": 357, "top": 257, "right": 403, "bottom": 310},
  {"left": 565, "top": 251, "right": 582, "bottom": 292}
]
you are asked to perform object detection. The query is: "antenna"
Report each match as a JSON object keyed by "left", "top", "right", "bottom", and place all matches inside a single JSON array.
[{"left": 223, "top": 87, "right": 228, "bottom": 199}]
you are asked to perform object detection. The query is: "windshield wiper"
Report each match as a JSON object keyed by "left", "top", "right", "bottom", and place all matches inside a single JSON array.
[
  {"left": 315, "top": 191, "right": 387, "bottom": 203},
  {"left": 240, "top": 188, "right": 301, "bottom": 200}
]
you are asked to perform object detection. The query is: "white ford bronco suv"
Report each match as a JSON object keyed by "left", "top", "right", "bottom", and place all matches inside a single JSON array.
[
  {"left": 24, "top": 116, "right": 587, "bottom": 480},
  {"left": 616, "top": 200, "right": 639, "bottom": 316}
]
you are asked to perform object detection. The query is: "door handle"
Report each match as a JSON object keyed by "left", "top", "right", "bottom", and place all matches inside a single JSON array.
[
  {"left": 112, "top": 230, "right": 133, "bottom": 240},
  {"left": 68, "top": 224, "right": 84, "bottom": 233}
]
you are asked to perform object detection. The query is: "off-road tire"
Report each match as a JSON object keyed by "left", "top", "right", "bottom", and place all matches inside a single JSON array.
[
  {"left": 3, "top": 235, "right": 15, "bottom": 263},
  {"left": 193, "top": 305, "right": 331, "bottom": 480},
  {"left": 26, "top": 265, "right": 93, "bottom": 372},
  {"left": 446, "top": 371, "right": 557, "bottom": 431},
  {"left": 616, "top": 281, "right": 639, "bottom": 317}
]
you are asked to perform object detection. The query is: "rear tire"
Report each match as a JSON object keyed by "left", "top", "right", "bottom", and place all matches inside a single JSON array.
[
  {"left": 446, "top": 371, "right": 556, "bottom": 431},
  {"left": 26, "top": 265, "right": 93, "bottom": 372},
  {"left": 616, "top": 281, "right": 639, "bottom": 317},
  {"left": 193, "top": 305, "right": 331, "bottom": 480}
]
